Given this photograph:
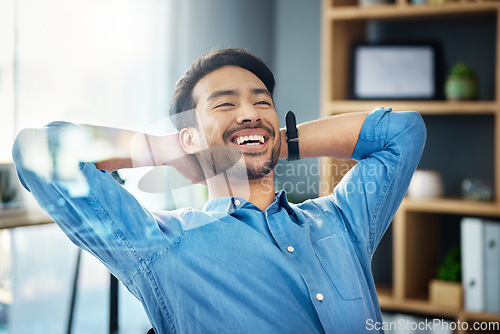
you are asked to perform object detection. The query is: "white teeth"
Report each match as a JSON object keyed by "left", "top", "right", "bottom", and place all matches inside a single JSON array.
[{"left": 233, "top": 135, "right": 265, "bottom": 145}]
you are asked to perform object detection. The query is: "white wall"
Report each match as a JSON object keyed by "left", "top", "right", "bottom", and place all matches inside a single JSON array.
[{"left": 172, "top": 0, "right": 275, "bottom": 79}]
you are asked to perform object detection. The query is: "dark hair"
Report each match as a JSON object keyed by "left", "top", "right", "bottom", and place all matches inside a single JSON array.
[{"left": 169, "top": 48, "right": 275, "bottom": 130}]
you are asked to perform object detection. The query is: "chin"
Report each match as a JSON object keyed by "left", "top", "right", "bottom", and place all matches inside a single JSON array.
[
  {"left": 246, "top": 167, "right": 272, "bottom": 180},
  {"left": 244, "top": 155, "right": 277, "bottom": 181}
]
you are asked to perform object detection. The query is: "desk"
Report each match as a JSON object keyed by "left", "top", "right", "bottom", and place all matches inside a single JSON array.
[
  {"left": 0, "top": 212, "right": 119, "bottom": 334},
  {"left": 0, "top": 211, "right": 52, "bottom": 230}
]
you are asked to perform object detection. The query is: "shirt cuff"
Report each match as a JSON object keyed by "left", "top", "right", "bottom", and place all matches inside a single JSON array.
[{"left": 351, "top": 107, "right": 392, "bottom": 161}]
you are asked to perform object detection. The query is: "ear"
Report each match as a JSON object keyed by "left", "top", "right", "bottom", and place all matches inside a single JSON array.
[{"left": 179, "top": 127, "right": 201, "bottom": 154}]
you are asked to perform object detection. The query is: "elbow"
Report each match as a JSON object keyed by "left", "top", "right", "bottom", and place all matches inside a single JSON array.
[
  {"left": 12, "top": 128, "right": 42, "bottom": 191},
  {"left": 409, "top": 111, "right": 427, "bottom": 153},
  {"left": 12, "top": 127, "right": 51, "bottom": 174},
  {"left": 395, "top": 111, "right": 427, "bottom": 156},
  {"left": 12, "top": 123, "right": 72, "bottom": 168},
  {"left": 12, "top": 129, "right": 32, "bottom": 168}
]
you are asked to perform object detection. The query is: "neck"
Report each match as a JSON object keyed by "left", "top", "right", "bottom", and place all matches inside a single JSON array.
[{"left": 206, "top": 172, "right": 275, "bottom": 211}]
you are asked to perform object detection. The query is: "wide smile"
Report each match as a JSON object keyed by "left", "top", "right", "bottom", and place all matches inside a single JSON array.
[
  {"left": 228, "top": 129, "right": 270, "bottom": 152},
  {"left": 233, "top": 134, "right": 265, "bottom": 146}
]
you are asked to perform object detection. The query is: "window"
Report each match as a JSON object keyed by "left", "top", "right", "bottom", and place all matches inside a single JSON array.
[{"left": 1, "top": 1, "right": 175, "bottom": 332}]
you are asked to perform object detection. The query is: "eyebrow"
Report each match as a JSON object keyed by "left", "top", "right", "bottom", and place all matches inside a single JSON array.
[
  {"left": 206, "top": 88, "right": 271, "bottom": 102},
  {"left": 206, "top": 90, "right": 238, "bottom": 102},
  {"left": 252, "top": 88, "right": 272, "bottom": 97}
]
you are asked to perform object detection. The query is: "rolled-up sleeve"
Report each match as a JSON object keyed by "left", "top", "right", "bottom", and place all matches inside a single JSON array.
[{"left": 318, "top": 108, "right": 426, "bottom": 256}]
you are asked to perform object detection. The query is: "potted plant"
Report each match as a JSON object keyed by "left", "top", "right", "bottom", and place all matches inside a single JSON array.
[
  {"left": 429, "top": 247, "right": 463, "bottom": 309},
  {"left": 445, "top": 62, "right": 478, "bottom": 101}
]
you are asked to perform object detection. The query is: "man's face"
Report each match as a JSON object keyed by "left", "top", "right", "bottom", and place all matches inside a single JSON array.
[{"left": 191, "top": 65, "right": 281, "bottom": 180}]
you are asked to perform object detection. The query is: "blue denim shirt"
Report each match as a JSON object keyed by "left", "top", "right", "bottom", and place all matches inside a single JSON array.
[{"left": 13, "top": 108, "right": 426, "bottom": 334}]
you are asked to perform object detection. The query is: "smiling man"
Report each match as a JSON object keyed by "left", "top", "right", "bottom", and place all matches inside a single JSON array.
[
  {"left": 12, "top": 48, "right": 426, "bottom": 333},
  {"left": 179, "top": 64, "right": 283, "bottom": 210}
]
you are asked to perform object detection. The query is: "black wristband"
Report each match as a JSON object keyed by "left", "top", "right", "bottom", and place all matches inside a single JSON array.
[{"left": 285, "top": 111, "right": 300, "bottom": 161}]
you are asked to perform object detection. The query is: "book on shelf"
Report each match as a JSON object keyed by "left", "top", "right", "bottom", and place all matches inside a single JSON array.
[
  {"left": 461, "top": 217, "right": 500, "bottom": 314},
  {"left": 485, "top": 221, "right": 500, "bottom": 314}
]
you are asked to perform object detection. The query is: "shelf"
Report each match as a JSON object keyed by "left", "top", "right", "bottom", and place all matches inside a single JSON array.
[
  {"left": 460, "top": 310, "right": 500, "bottom": 323},
  {"left": 381, "top": 298, "right": 461, "bottom": 318},
  {"left": 377, "top": 286, "right": 459, "bottom": 317},
  {"left": 326, "top": 100, "right": 499, "bottom": 115},
  {"left": 400, "top": 198, "right": 500, "bottom": 217},
  {"left": 327, "top": 2, "right": 499, "bottom": 21},
  {"left": 377, "top": 287, "right": 500, "bottom": 321}
]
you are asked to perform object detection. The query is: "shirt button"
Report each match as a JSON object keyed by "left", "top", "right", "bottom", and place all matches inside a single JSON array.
[
  {"left": 234, "top": 199, "right": 241, "bottom": 207},
  {"left": 287, "top": 246, "right": 295, "bottom": 253},
  {"left": 316, "top": 293, "right": 324, "bottom": 301}
]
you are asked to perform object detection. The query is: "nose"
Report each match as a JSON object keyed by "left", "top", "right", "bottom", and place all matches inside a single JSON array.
[{"left": 236, "top": 102, "right": 261, "bottom": 124}]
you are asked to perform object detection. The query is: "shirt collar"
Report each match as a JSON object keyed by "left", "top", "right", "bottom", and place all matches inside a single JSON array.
[
  {"left": 270, "top": 189, "right": 296, "bottom": 217},
  {"left": 202, "top": 196, "right": 236, "bottom": 214},
  {"left": 202, "top": 189, "right": 296, "bottom": 216}
]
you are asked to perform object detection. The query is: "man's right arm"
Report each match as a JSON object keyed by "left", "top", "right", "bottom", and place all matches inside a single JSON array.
[
  {"left": 12, "top": 122, "right": 188, "bottom": 281},
  {"left": 13, "top": 122, "right": 204, "bottom": 185}
]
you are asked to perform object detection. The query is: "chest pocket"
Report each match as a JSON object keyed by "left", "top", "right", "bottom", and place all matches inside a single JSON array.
[{"left": 313, "top": 234, "right": 363, "bottom": 301}]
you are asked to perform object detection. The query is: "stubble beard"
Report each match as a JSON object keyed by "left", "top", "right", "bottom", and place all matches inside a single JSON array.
[{"left": 243, "top": 137, "right": 281, "bottom": 180}]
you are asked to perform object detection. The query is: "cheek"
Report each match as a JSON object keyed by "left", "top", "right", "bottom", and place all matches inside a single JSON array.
[
  {"left": 267, "top": 114, "right": 280, "bottom": 134},
  {"left": 199, "top": 120, "right": 226, "bottom": 143},
  {"left": 205, "top": 115, "right": 232, "bottom": 135}
]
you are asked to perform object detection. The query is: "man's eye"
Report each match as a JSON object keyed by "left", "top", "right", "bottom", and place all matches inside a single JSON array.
[
  {"left": 215, "top": 103, "right": 234, "bottom": 108},
  {"left": 255, "top": 101, "right": 271, "bottom": 106}
]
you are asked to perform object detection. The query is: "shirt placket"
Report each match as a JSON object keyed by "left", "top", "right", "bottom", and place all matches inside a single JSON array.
[{"left": 265, "top": 207, "right": 337, "bottom": 333}]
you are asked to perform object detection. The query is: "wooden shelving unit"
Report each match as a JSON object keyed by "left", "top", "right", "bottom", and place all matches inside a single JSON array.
[
  {"left": 325, "top": 2, "right": 499, "bottom": 20},
  {"left": 401, "top": 198, "right": 500, "bottom": 216},
  {"left": 326, "top": 101, "right": 499, "bottom": 114},
  {"left": 321, "top": 0, "right": 500, "bottom": 331}
]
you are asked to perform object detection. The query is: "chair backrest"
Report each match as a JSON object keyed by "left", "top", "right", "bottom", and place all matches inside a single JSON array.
[{"left": 147, "top": 328, "right": 155, "bottom": 334}]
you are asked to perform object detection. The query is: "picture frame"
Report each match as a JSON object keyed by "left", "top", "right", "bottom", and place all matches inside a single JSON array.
[{"left": 351, "top": 44, "right": 437, "bottom": 100}]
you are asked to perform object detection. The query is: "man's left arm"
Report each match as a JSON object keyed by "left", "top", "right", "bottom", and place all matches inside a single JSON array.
[
  {"left": 279, "top": 111, "right": 369, "bottom": 160},
  {"left": 284, "top": 109, "right": 426, "bottom": 255}
]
